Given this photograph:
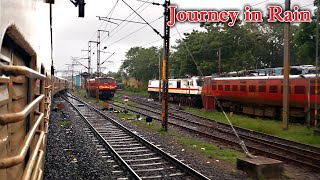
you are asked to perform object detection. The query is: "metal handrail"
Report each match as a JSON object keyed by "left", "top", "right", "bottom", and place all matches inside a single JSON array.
[
  {"left": 0, "top": 113, "right": 44, "bottom": 168},
  {"left": 0, "top": 95, "right": 44, "bottom": 125},
  {"left": 30, "top": 149, "right": 44, "bottom": 180},
  {"left": 22, "top": 132, "right": 45, "bottom": 180},
  {"left": 0, "top": 64, "right": 46, "bottom": 80},
  {"left": 37, "top": 169, "right": 43, "bottom": 180},
  {"left": 45, "top": 85, "right": 52, "bottom": 89}
]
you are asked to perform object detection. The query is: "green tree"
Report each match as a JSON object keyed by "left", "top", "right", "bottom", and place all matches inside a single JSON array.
[{"left": 120, "top": 46, "right": 160, "bottom": 83}]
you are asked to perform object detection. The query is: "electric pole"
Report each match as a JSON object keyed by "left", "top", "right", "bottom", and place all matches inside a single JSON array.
[
  {"left": 316, "top": 0, "right": 319, "bottom": 128},
  {"left": 88, "top": 40, "right": 99, "bottom": 100},
  {"left": 161, "top": 0, "right": 170, "bottom": 131},
  {"left": 97, "top": 30, "right": 109, "bottom": 77},
  {"left": 218, "top": 48, "right": 221, "bottom": 74},
  {"left": 282, "top": 0, "right": 290, "bottom": 130},
  {"left": 81, "top": 41, "right": 92, "bottom": 78},
  {"left": 89, "top": 40, "right": 99, "bottom": 77},
  {"left": 159, "top": 53, "right": 161, "bottom": 102}
]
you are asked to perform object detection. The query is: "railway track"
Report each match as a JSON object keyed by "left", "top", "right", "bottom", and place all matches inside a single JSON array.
[
  {"left": 64, "top": 92, "right": 210, "bottom": 180},
  {"left": 110, "top": 95, "right": 320, "bottom": 171}
]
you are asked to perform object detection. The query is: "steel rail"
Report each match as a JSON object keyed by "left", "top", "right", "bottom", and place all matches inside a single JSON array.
[
  {"left": 62, "top": 96, "right": 141, "bottom": 180},
  {"left": 66, "top": 92, "right": 210, "bottom": 179},
  {"left": 118, "top": 99, "right": 320, "bottom": 160},
  {"left": 129, "top": 95, "right": 320, "bottom": 153},
  {"left": 110, "top": 102, "right": 320, "bottom": 171}
]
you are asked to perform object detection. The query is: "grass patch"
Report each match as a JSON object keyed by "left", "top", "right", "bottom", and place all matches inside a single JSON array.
[
  {"left": 58, "top": 120, "right": 72, "bottom": 127},
  {"left": 119, "top": 115, "right": 243, "bottom": 164},
  {"left": 180, "top": 138, "right": 244, "bottom": 164},
  {"left": 120, "top": 87, "right": 149, "bottom": 97},
  {"left": 74, "top": 89, "right": 87, "bottom": 98},
  {"left": 185, "top": 107, "right": 320, "bottom": 147},
  {"left": 113, "top": 94, "right": 137, "bottom": 106},
  {"left": 115, "top": 112, "right": 136, "bottom": 120}
]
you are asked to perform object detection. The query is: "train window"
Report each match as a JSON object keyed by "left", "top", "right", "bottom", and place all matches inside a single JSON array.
[
  {"left": 294, "top": 86, "right": 305, "bottom": 94},
  {"left": 310, "top": 86, "right": 320, "bottom": 95},
  {"left": 177, "top": 81, "right": 181, "bottom": 88},
  {"left": 225, "top": 85, "right": 231, "bottom": 91},
  {"left": 197, "top": 80, "right": 203, "bottom": 86},
  {"left": 258, "top": 86, "right": 266, "bottom": 92},
  {"left": 269, "top": 86, "right": 278, "bottom": 93},
  {"left": 281, "top": 86, "right": 291, "bottom": 94},
  {"left": 249, "top": 85, "right": 256, "bottom": 92},
  {"left": 240, "top": 85, "right": 246, "bottom": 92},
  {"left": 100, "top": 78, "right": 113, "bottom": 83},
  {"left": 232, "top": 85, "right": 238, "bottom": 91},
  {"left": 190, "top": 81, "right": 193, "bottom": 86},
  {"left": 218, "top": 85, "right": 223, "bottom": 91},
  {"left": 212, "top": 85, "right": 216, "bottom": 90}
]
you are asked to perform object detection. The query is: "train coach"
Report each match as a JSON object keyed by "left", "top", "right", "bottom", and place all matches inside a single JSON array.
[
  {"left": 86, "top": 77, "right": 117, "bottom": 99},
  {"left": 202, "top": 74, "right": 320, "bottom": 123},
  {"left": 148, "top": 76, "right": 203, "bottom": 105},
  {"left": 0, "top": 0, "right": 69, "bottom": 179}
]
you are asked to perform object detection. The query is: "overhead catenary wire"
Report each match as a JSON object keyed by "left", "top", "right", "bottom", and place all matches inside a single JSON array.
[
  {"left": 80, "top": 0, "right": 120, "bottom": 58},
  {"left": 135, "top": 0, "right": 161, "bottom": 6},
  {"left": 100, "top": 0, "right": 152, "bottom": 44},
  {"left": 121, "top": 0, "right": 163, "bottom": 38},
  {"left": 174, "top": 26, "right": 204, "bottom": 77},
  {"left": 49, "top": 3, "right": 53, "bottom": 66},
  {"left": 108, "top": 16, "right": 163, "bottom": 47}
]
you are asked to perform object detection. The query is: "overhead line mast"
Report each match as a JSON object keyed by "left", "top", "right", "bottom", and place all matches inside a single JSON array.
[
  {"left": 161, "top": 0, "right": 170, "bottom": 131},
  {"left": 282, "top": 0, "right": 290, "bottom": 130}
]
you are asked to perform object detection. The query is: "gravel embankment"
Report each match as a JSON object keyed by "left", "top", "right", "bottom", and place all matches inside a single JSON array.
[
  {"left": 44, "top": 98, "right": 121, "bottom": 180},
  {"left": 44, "top": 94, "right": 245, "bottom": 179}
]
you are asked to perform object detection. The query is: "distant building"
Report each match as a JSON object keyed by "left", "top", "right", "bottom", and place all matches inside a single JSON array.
[{"left": 75, "top": 74, "right": 81, "bottom": 88}]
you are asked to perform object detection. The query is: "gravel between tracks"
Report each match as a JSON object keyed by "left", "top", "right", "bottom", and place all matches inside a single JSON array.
[
  {"left": 44, "top": 98, "right": 116, "bottom": 180},
  {"left": 44, "top": 93, "right": 320, "bottom": 179},
  {"left": 73, "top": 95, "right": 247, "bottom": 179}
]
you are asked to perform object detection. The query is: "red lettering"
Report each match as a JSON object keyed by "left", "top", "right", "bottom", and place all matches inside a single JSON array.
[
  {"left": 207, "top": 11, "right": 219, "bottom": 22},
  {"left": 187, "top": 11, "right": 199, "bottom": 22},
  {"left": 244, "top": 6, "right": 251, "bottom": 22},
  {"left": 268, "top": 6, "right": 283, "bottom": 22},
  {"left": 167, "top": 6, "right": 177, "bottom": 26},
  {"left": 283, "top": 11, "right": 293, "bottom": 22},
  {"left": 228, "top": 11, "right": 240, "bottom": 26},
  {"left": 177, "top": 11, "right": 187, "bottom": 22},
  {"left": 199, "top": 11, "right": 208, "bottom": 22},
  {"left": 300, "top": 11, "right": 311, "bottom": 22},
  {"left": 219, "top": 11, "right": 229, "bottom": 22}
]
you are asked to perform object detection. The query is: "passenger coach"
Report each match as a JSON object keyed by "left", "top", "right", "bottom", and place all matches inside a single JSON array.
[{"left": 202, "top": 74, "right": 320, "bottom": 123}]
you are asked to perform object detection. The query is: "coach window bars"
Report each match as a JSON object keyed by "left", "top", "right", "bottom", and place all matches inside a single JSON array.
[{"left": 0, "top": 54, "right": 49, "bottom": 179}]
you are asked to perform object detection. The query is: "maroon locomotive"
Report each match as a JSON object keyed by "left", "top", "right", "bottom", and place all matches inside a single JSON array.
[
  {"left": 86, "top": 77, "right": 116, "bottom": 99},
  {"left": 201, "top": 74, "right": 320, "bottom": 123}
]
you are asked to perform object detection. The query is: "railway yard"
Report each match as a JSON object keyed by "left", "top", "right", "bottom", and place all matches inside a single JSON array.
[
  {"left": 43, "top": 90, "right": 320, "bottom": 179},
  {"left": 2, "top": 1, "right": 320, "bottom": 180}
]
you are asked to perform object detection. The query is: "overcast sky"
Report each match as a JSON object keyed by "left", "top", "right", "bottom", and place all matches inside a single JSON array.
[{"left": 35, "top": 0, "right": 315, "bottom": 76}]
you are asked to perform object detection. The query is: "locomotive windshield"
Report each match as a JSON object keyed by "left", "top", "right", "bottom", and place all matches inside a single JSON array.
[
  {"left": 196, "top": 79, "right": 203, "bottom": 86},
  {"left": 100, "top": 78, "right": 114, "bottom": 83}
]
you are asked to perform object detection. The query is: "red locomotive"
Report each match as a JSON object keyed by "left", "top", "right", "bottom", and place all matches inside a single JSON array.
[
  {"left": 201, "top": 74, "right": 320, "bottom": 123},
  {"left": 86, "top": 77, "right": 116, "bottom": 99}
]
